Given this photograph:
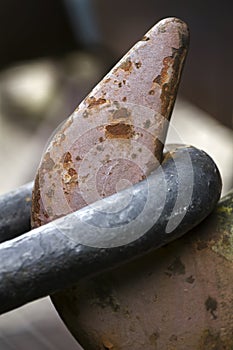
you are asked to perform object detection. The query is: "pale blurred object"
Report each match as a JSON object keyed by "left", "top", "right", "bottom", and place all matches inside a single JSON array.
[
  {"left": 0, "top": 297, "right": 81, "bottom": 350},
  {"left": 0, "top": 53, "right": 107, "bottom": 195},
  {"left": 167, "top": 99, "right": 233, "bottom": 195},
  {"left": 0, "top": 61, "right": 58, "bottom": 127}
]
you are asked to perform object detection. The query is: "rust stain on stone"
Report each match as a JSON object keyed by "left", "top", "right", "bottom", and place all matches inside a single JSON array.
[
  {"left": 149, "top": 89, "right": 155, "bottom": 95},
  {"left": 59, "top": 116, "right": 73, "bottom": 133},
  {"left": 154, "top": 139, "right": 163, "bottom": 163},
  {"left": 62, "top": 152, "right": 78, "bottom": 188},
  {"left": 141, "top": 35, "right": 150, "bottom": 41},
  {"left": 159, "top": 45, "right": 187, "bottom": 118},
  {"left": 68, "top": 168, "right": 77, "bottom": 176},
  {"left": 105, "top": 123, "right": 134, "bottom": 139},
  {"left": 135, "top": 61, "right": 142, "bottom": 69},
  {"left": 153, "top": 56, "right": 173, "bottom": 86},
  {"left": 52, "top": 133, "right": 66, "bottom": 147},
  {"left": 31, "top": 173, "right": 50, "bottom": 227},
  {"left": 63, "top": 152, "right": 72, "bottom": 165},
  {"left": 118, "top": 60, "right": 133, "bottom": 73},
  {"left": 103, "top": 78, "right": 111, "bottom": 84},
  {"left": 31, "top": 174, "right": 41, "bottom": 227},
  {"left": 87, "top": 97, "right": 107, "bottom": 108},
  {"left": 102, "top": 337, "right": 114, "bottom": 349}
]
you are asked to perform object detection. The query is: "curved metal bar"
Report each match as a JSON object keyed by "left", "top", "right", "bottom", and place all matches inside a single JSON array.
[
  {"left": 0, "top": 182, "right": 33, "bottom": 243},
  {"left": 0, "top": 146, "right": 221, "bottom": 315}
]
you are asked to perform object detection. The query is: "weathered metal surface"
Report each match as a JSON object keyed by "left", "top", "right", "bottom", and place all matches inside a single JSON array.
[
  {"left": 0, "top": 182, "right": 33, "bottom": 243},
  {"left": 0, "top": 146, "right": 221, "bottom": 315},
  {"left": 53, "top": 190, "right": 232, "bottom": 350},
  {"left": 31, "top": 17, "right": 189, "bottom": 228}
]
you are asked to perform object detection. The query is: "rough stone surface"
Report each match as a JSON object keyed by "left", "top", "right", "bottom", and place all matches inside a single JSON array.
[{"left": 31, "top": 17, "right": 189, "bottom": 228}]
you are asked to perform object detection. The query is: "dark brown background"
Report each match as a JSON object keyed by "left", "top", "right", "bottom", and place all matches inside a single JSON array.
[{"left": 0, "top": 0, "right": 232, "bottom": 128}]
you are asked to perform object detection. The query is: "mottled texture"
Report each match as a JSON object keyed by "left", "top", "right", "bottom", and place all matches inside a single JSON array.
[{"left": 31, "top": 17, "right": 189, "bottom": 227}]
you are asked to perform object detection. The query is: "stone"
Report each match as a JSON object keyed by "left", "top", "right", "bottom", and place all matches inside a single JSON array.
[{"left": 31, "top": 17, "right": 189, "bottom": 227}]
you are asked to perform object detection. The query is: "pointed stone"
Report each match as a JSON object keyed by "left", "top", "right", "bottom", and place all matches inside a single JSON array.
[
  {"left": 31, "top": 17, "right": 189, "bottom": 227},
  {"left": 31, "top": 17, "right": 192, "bottom": 348}
]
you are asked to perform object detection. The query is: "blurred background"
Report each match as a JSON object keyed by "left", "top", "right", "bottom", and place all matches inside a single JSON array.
[{"left": 0, "top": 1, "right": 232, "bottom": 349}]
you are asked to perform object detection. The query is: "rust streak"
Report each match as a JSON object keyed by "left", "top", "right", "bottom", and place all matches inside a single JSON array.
[
  {"left": 68, "top": 168, "right": 77, "bottom": 176},
  {"left": 141, "top": 35, "right": 150, "bottom": 41},
  {"left": 63, "top": 152, "right": 72, "bottom": 165},
  {"left": 87, "top": 97, "right": 107, "bottom": 108},
  {"left": 118, "top": 60, "right": 133, "bottom": 73},
  {"left": 103, "top": 78, "right": 111, "bottom": 84},
  {"left": 153, "top": 56, "right": 173, "bottom": 86},
  {"left": 105, "top": 123, "right": 134, "bottom": 139},
  {"left": 31, "top": 173, "right": 49, "bottom": 227},
  {"left": 152, "top": 41, "right": 188, "bottom": 118}
]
